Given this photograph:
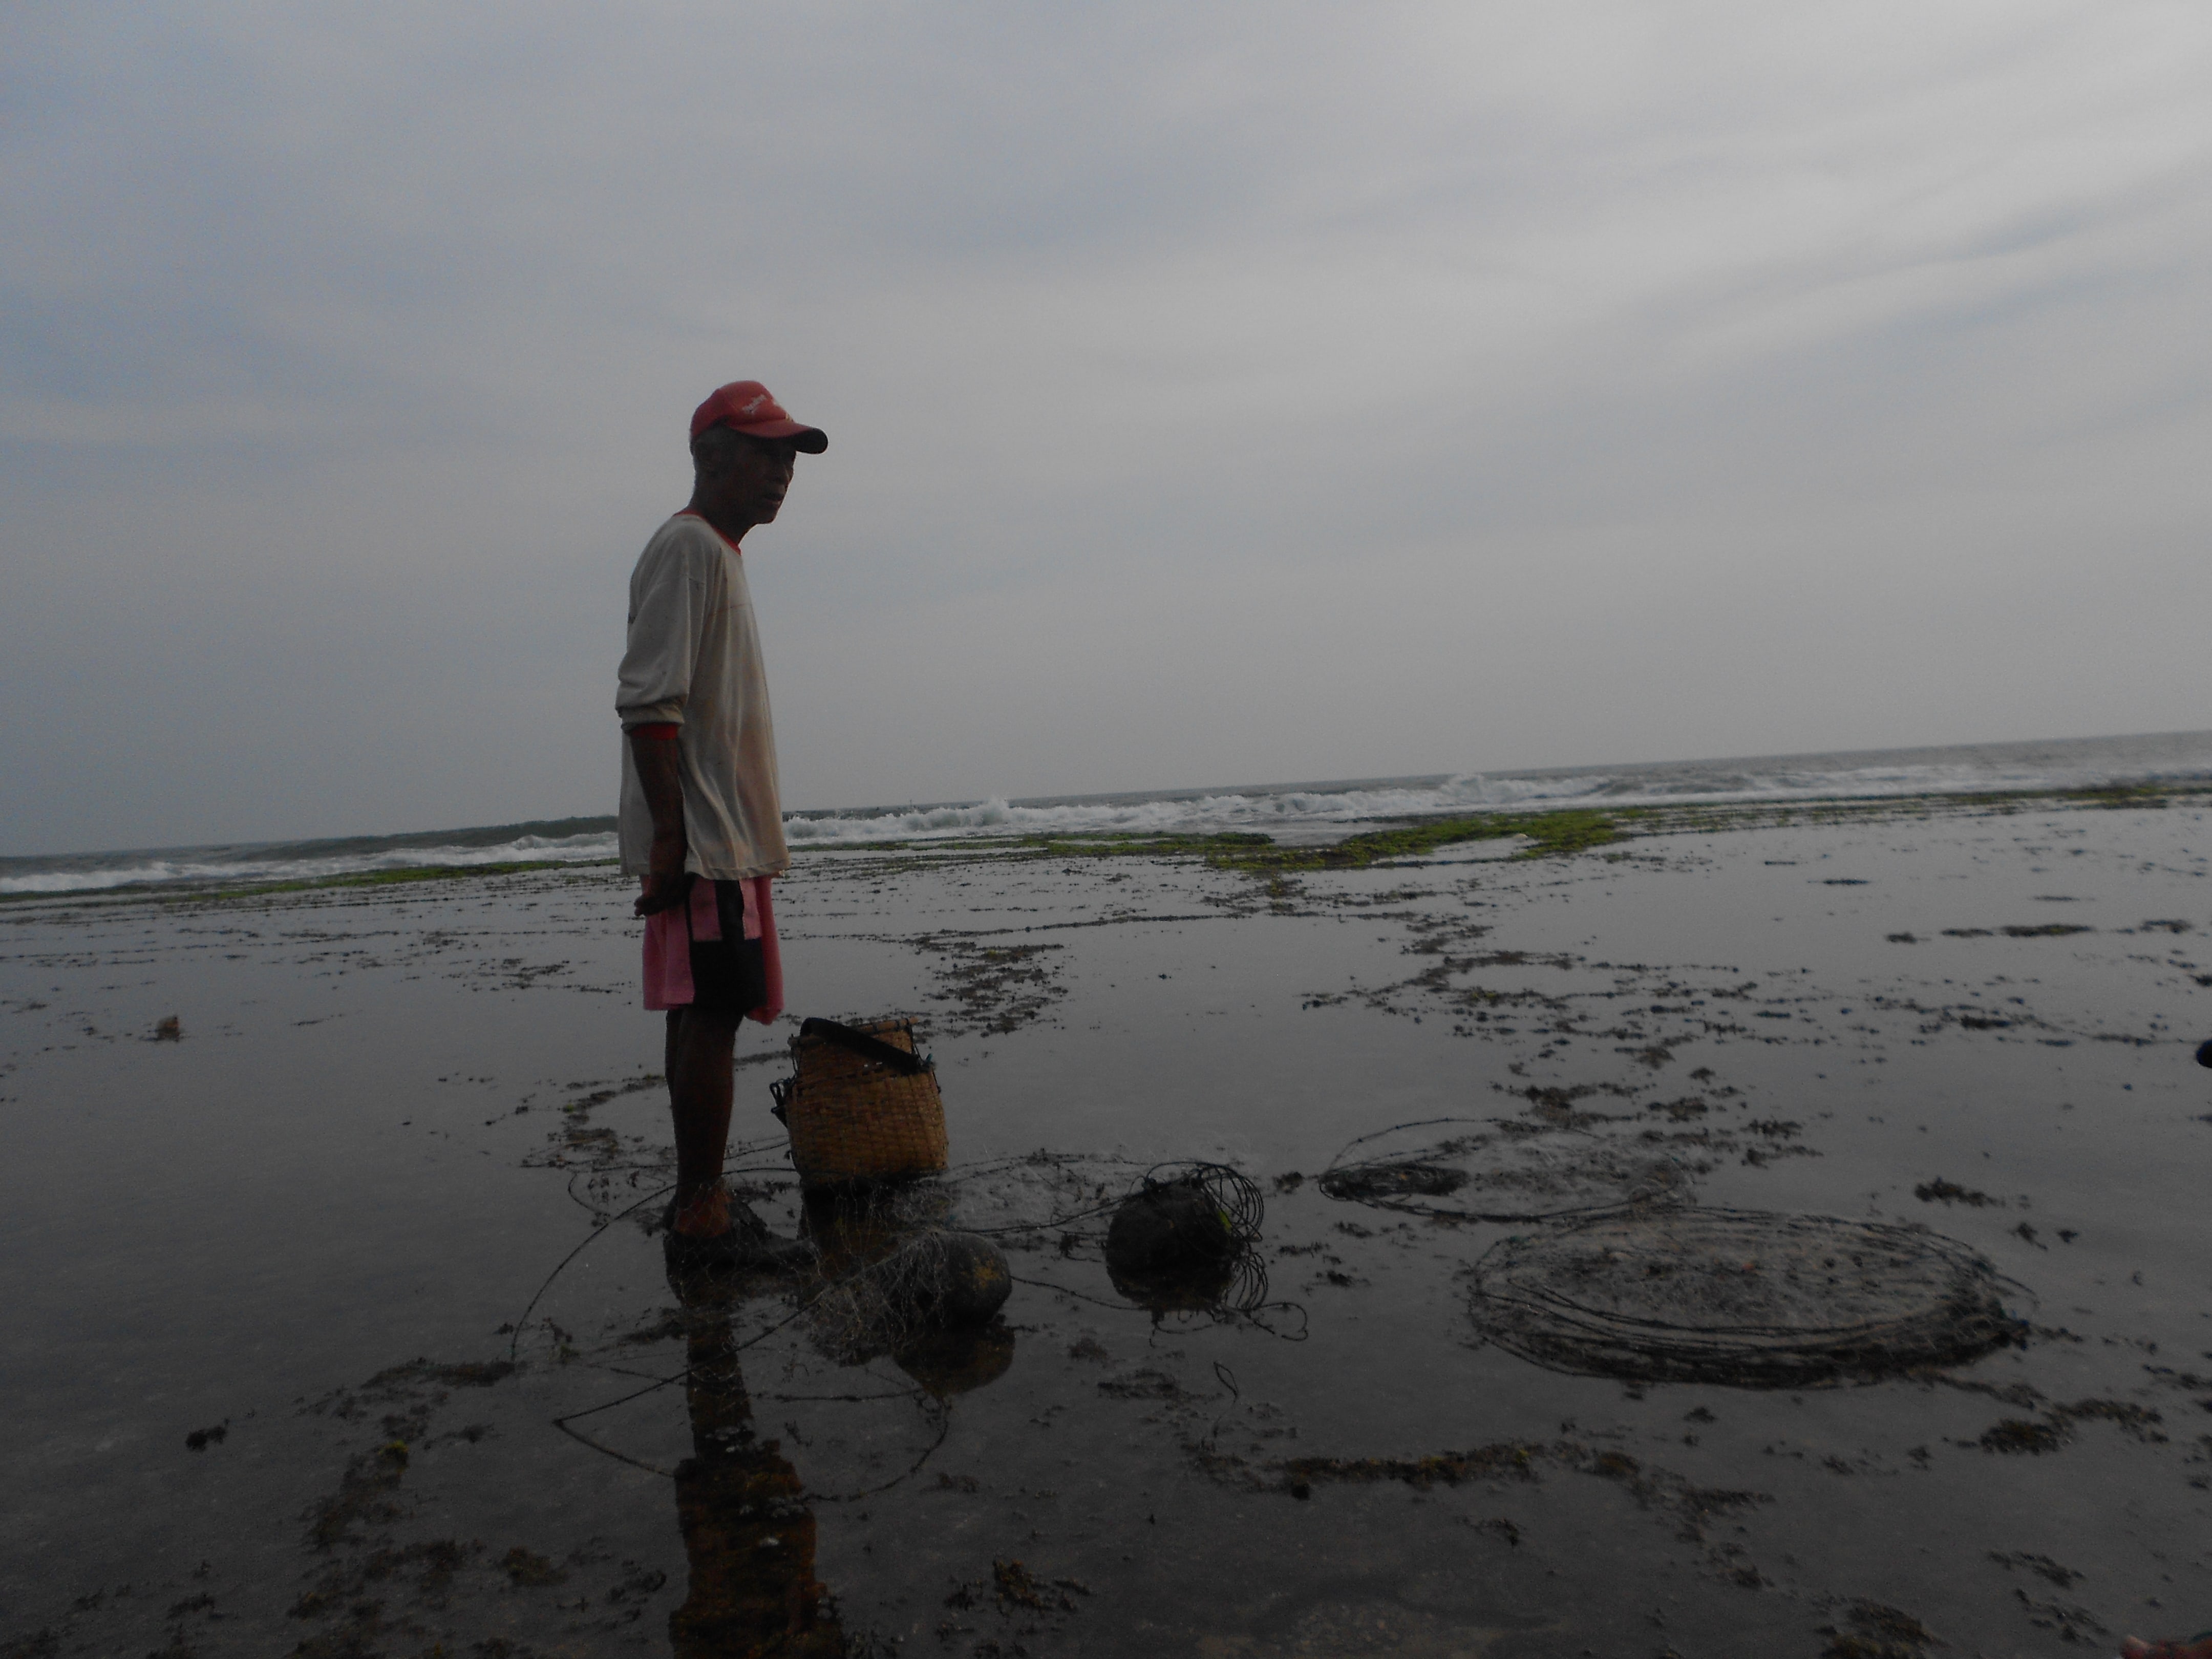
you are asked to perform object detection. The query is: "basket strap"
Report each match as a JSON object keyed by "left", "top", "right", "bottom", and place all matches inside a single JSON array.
[{"left": 798, "top": 1016, "right": 932, "bottom": 1075}]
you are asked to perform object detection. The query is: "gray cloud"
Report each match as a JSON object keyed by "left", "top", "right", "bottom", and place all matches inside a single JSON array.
[{"left": 4, "top": 1, "right": 2209, "bottom": 853}]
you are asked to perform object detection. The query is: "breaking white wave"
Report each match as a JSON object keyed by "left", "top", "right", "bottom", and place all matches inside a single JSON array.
[
  {"left": 779, "top": 732, "right": 2212, "bottom": 846},
  {"left": 11, "top": 731, "right": 2212, "bottom": 897},
  {"left": 0, "top": 831, "right": 620, "bottom": 897},
  {"left": 781, "top": 783, "right": 1495, "bottom": 844}
]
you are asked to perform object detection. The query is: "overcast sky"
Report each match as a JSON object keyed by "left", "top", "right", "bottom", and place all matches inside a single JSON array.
[{"left": 4, "top": 2, "right": 2209, "bottom": 855}]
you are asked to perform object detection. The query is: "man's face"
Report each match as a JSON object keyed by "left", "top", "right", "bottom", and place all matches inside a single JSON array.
[{"left": 712, "top": 431, "right": 799, "bottom": 524}]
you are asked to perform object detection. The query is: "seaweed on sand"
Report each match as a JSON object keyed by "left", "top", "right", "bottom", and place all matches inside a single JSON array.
[
  {"left": 1202, "top": 810, "right": 1625, "bottom": 874},
  {"left": 912, "top": 937, "right": 1068, "bottom": 1034},
  {"left": 1821, "top": 1601, "right": 1940, "bottom": 1658},
  {"left": 867, "top": 809, "right": 1625, "bottom": 884}
]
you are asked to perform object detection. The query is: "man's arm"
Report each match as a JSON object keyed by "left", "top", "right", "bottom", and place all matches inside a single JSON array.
[
  {"left": 629, "top": 726, "right": 690, "bottom": 916},
  {"left": 619, "top": 534, "right": 703, "bottom": 918}
]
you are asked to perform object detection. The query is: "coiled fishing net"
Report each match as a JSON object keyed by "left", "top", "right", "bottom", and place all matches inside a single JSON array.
[
  {"left": 1468, "top": 1208, "right": 2022, "bottom": 1388},
  {"left": 1320, "top": 1119, "right": 1688, "bottom": 1222},
  {"left": 801, "top": 1226, "right": 1011, "bottom": 1366}
]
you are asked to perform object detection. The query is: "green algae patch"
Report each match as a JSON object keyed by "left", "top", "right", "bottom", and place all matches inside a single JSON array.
[
  {"left": 1206, "top": 810, "right": 1624, "bottom": 874},
  {"left": 1027, "top": 831, "right": 1277, "bottom": 858},
  {"left": 18, "top": 775, "right": 2204, "bottom": 919},
  {"left": 779, "top": 814, "right": 1623, "bottom": 886},
  {"left": 1281, "top": 1441, "right": 1542, "bottom": 1492},
  {"left": 177, "top": 860, "right": 582, "bottom": 904},
  {"left": 2069, "top": 784, "right": 2171, "bottom": 810},
  {"left": 0, "top": 858, "right": 597, "bottom": 911}
]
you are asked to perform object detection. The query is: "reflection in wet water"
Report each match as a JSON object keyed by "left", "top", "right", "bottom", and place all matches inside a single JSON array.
[
  {"left": 646, "top": 1160, "right": 1297, "bottom": 1651},
  {"left": 666, "top": 1260, "right": 844, "bottom": 1656},
  {"left": 896, "top": 1321, "right": 1017, "bottom": 1398},
  {"left": 660, "top": 1188, "right": 1028, "bottom": 1655}
]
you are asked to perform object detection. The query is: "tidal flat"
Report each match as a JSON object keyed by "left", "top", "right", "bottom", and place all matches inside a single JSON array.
[{"left": 5, "top": 795, "right": 2212, "bottom": 1658}]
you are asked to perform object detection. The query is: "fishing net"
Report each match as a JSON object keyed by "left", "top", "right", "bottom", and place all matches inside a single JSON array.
[
  {"left": 1467, "top": 1208, "right": 2022, "bottom": 1388},
  {"left": 792, "top": 1158, "right": 1271, "bottom": 1359},
  {"left": 800, "top": 1228, "right": 1013, "bottom": 1365},
  {"left": 796, "top": 1178, "right": 1015, "bottom": 1366},
  {"left": 932, "top": 1152, "right": 1153, "bottom": 1239},
  {"left": 1320, "top": 1119, "right": 1688, "bottom": 1222}
]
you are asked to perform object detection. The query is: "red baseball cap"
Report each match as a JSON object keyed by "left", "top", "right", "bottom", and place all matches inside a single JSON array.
[{"left": 689, "top": 380, "right": 827, "bottom": 453}]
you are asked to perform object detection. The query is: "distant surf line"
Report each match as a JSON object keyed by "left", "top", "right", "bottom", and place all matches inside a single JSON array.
[{"left": 7, "top": 729, "right": 2210, "bottom": 897}]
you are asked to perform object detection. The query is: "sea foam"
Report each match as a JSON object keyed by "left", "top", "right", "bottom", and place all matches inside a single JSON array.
[{"left": 9, "top": 731, "right": 2211, "bottom": 897}]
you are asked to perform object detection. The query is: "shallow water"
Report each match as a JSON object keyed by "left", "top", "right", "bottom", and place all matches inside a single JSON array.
[{"left": 5, "top": 799, "right": 2211, "bottom": 1656}]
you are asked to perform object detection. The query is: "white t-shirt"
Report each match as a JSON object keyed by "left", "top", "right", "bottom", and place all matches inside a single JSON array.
[{"left": 615, "top": 514, "right": 791, "bottom": 880}]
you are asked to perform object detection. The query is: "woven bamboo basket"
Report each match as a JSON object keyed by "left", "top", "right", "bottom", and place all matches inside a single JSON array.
[{"left": 772, "top": 1016, "right": 948, "bottom": 1185}]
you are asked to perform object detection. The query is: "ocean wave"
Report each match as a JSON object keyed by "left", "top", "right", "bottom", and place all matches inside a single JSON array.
[
  {"left": 780, "top": 786, "right": 1464, "bottom": 843},
  {"left": 778, "top": 747, "right": 2212, "bottom": 844},
  {"left": 0, "top": 832, "right": 620, "bottom": 897},
  {"left": 11, "top": 732, "right": 2211, "bottom": 897}
]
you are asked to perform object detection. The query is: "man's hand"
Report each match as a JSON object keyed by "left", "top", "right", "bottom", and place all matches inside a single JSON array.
[{"left": 635, "top": 848, "right": 690, "bottom": 917}]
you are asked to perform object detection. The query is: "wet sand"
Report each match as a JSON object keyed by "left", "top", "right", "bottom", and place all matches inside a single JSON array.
[{"left": 5, "top": 796, "right": 2212, "bottom": 1657}]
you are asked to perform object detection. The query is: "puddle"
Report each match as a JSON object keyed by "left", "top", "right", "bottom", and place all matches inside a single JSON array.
[{"left": 4, "top": 799, "right": 2212, "bottom": 1654}]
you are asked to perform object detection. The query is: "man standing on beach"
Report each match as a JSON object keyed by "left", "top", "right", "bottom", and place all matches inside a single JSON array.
[{"left": 618, "top": 381, "right": 825, "bottom": 1271}]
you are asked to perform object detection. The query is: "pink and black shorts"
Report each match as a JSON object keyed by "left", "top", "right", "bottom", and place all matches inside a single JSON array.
[{"left": 642, "top": 875, "right": 784, "bottom": 1024}]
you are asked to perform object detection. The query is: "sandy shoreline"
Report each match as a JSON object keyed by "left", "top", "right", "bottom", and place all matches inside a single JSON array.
[{"left": 5, "top": 791, "right": 2211, "bottom": 1656}]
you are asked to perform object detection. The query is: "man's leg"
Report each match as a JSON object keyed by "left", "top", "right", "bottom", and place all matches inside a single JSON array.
[{"left": 666, "top": 1002, "right": 741, "bottom": 1238}]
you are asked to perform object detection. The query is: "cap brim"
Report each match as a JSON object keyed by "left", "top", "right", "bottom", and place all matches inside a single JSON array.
[{"left": 731, "top": 418, "right": 827, "bottom": 454}]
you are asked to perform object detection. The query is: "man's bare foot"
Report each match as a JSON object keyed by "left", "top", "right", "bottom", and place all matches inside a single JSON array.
[
  {"left": 671, "top": 1182, "right": 738, "bottom": 1240},
  {"left": 662, "top": 1182, "right": 812, "bottom": 1277}
]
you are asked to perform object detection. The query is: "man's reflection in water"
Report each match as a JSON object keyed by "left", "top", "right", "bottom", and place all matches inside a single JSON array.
[
  {"left": 664, "top": 1240, "right": 1016, "bottom": 1658},
  {"left": 666, "top": 1261, "right": 845, "bottom": 1657},
  {"left": 654, "top": 1173, "right": 1261, "bottom": 1652}
]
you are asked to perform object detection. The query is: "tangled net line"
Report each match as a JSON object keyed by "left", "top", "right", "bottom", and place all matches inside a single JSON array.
[
  {"left": 929, "top": 1155, "right": 1295, "bottom": 1331},
  {"left": 1139, "top": 1160, "right": 1267, "bottom": 1245},
  {"left": 540, "top": 1244, "right": 967, "bottom": 1497},
  {"left": 522, "top": 1151, "right": 1299, "bottom": 1484}
]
